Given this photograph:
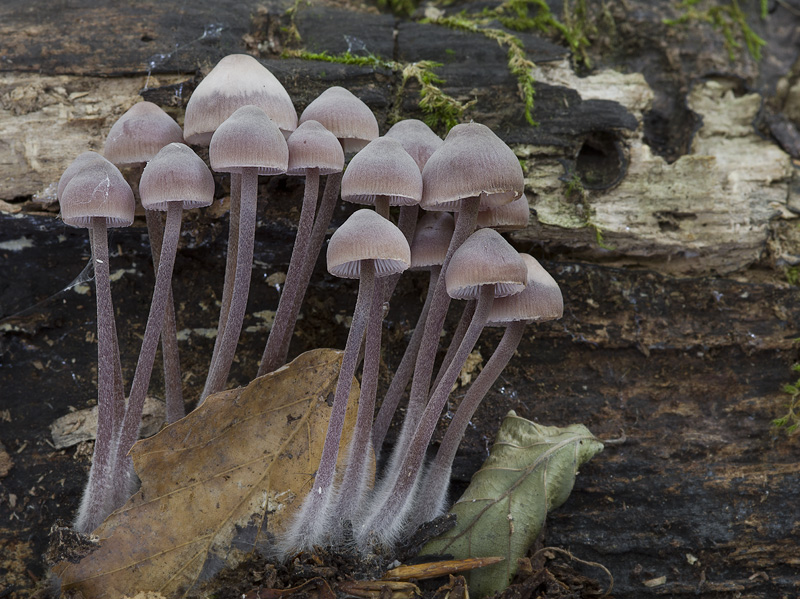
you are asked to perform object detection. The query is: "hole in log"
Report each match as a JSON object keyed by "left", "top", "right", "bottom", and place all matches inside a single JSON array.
[{"left": 575, "top": 132, "right": 627, "bottom": 190}]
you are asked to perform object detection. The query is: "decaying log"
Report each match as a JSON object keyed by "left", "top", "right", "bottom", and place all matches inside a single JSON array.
[{"left": 1, "top": 0, "right": 800, "bottom": 597}]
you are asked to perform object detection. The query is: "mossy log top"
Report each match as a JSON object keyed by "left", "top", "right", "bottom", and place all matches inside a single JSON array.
[
  {"left": 3, "top": 0, "right": 798, "bottom": 275},
  {"left": 1, "top": 1, "right": 800, "bottom": 598}
]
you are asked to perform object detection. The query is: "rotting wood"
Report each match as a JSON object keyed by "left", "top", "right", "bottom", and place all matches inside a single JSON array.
[{"left": 2, "top": 1, "right": 800, "bottom": 598}]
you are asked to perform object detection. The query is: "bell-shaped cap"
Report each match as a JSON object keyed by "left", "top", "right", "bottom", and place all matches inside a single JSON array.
[
  {"left": 327, "top": 209, "right": 410, "bottom": 279},
  {"left": 104, "top": 101, "right": 184, "bottom": 167},
  {"left": 58, "top": 151, "right": 107, "bottom": 201},
  {"left": 139, "top": 143, "right": 215, "bottom": 211},
  {"left": 184, "top": 54, "right": 297, "bottom": 145},
  {"left": 209, "top": 105, "right": 288, "bottom": 175},
  {"left": 445, "top": 228, "right": 526, "bottom": 300},
  {"left": 286, "top": 120, "right": 345, "bottom": 176},
  {"left": 488, "top": 254, "right": 563, "bottom": 325},
  {"left": 299, "top": 86, "right": 379, "bottom": 153},
  {"left": 410, "top": 211, "right": 454, "bottom": 270},
  {"left": 59, "top": 157, "right": 135, "bottom": 228},
  {"left": 385, "top": 119, "right": 443, "bottom": 172},
  {"left": 341, "top": 137, "right": 422, "bottom": 207},
  {"left": 476, "top": 194, "right": 530, "bottom": 233},
  {"left": 422, "top": 122, "right": 524, "bottom": 212}
]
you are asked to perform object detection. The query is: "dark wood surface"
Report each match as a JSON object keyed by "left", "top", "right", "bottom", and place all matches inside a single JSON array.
[{"left": 1, "top": 1, "right": 799, "bottom": 598}]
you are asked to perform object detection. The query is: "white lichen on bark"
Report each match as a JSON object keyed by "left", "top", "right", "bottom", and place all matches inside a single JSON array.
[{"left": 517, "top": 62, "right": 796, "bottom": 275}]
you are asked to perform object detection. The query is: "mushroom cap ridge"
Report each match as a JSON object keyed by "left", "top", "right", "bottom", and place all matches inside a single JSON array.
[
  {"left": 422, "top": 122, "right": 524, "bottom": 212},
  {"left": 327, "top": 209, "right": 411, "bottom": 279},
  {"left": 445, "top": 228, "right": 527, "bottom": 300},
  {"left": 341, "top": 137, "right": 422, "bottom": 207},
  {"left": 60, "top": 158, "right": 135, "bottom": 228},
  {"left": 104, "top": 101, "right": 184, "bottom": 167},
  {"left": 139, "top": 143, "right": 215, "bottom": 211},
  {"left": 488, "top": 253, "right": 563, "bottom": 325},
  {"left": 184, "top": 54, "right": 297, "bottom": 145},
  {"left": 209, "top": 105, "right": 288, "bottom": 175}
]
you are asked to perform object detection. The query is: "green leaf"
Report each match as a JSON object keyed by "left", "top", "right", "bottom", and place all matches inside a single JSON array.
[{"left": 421, "top": 411, "right": 603, "bottom": 598}]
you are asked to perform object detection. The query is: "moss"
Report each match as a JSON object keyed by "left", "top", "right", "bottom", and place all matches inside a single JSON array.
[
  {"left": 664, "top": 0, "right": 767, "bottom": 62},
  {"left": 557, "top": 169, "right": 614, "bottom": 250},
  {"left": 424, "top": 0, "right": 603, "bottom": 126},
  {"left": 590, "top": 223, "right": 615, "bottom": 251},
  {"left": 773, "top": 362, "right": 800, "bottom": 435},
  {"left": 284, "top": 49, "right": 397, "bottom": 69},
  {"left": 395, "top": 60, "right": 475, "bottom": 131},
  {"left": 564, "top": 171, "right": 585, "bottom": 200},
  {"left": 283, "top": 0, "right": 305, "bottom": 43},
  {"left": 786, "top": 265, "right": 800, "bottom": 286},
  {"left": 284, "top": 49, "right": 472, "bottom": 132},
  {"left": 374, "top": 0, "right": 418, "bottom": 16},
  {"left": 427, "top": 14, "right": 538, "bottom": 126},
  {"left": 481, "top": 0, "right": 595, "bottom": 67},
  {"left": 282, "top": 0, "right": 601, "bottom": 130}
]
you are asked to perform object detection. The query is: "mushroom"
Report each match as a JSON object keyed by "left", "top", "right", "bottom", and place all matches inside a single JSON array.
[
  {"left": 183, "top": 54, "right": 297, "bottom": 145},
  {"left": 59, "top": 156, "right": 135, "bottom": 533},
  {"left": 183, "top": 54, "right": 297, "bottom": 385},
  {"left": 298, "top": 86, "right": 379, "bottom": 153},
  {"left": 104, "top": 101, "right": 186, "bottom": 423},
  {"left": 58, "top": 152, "right": 127, "bottom": 430},
  {"left": 258, "top": 120, "right": 344, "bottom": 375},
  {"left": 256, "top": 87, "right": 378, "bottom": 377},
  {"left": 283, "top": 209, "right": 409, "bottom": 551},
  {"left": 412, "top": 253, "right": 563, "bottom": 529},
  {"left": 201, "top": 105, "right": 288, "bottom": 401},
  {"left": 360, "top": 228, "right": 527, "bottom": 546},
  {"left": 111, "top": 143, "right": 214, "bottom": 510},
  {"left": 341, "top": 136, "right": 422, "bottom": 219},
  {"left": 332, "top": 138, "right": 422, "bottom": 520},
  {"left": 431, "top": 192, "right": 531, "bottom": 393}
]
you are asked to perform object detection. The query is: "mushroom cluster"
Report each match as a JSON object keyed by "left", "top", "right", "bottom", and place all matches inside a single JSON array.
[{"left": 56, "top": 54, "right": 563, "bottom": 551}]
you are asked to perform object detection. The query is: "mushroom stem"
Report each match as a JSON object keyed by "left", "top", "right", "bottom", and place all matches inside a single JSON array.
[
  {"left": 145, "top": 209, "right": 184, "bottom": 423},
  {"left": 379, "top": 197, "right": 480, "bottom": 489},
  {"left": 381, "top": 204, "right": 418, "bottom": 305},
  {"left": 110, "top": 305, "right": 125, "bottom": 436},
  {"left": 201, "top": 168, "right": 258, "bottom": 400},
  {"left": 431, "top": 299, "right": 476, "bottom": 394},
  {"left": 112, "top": 202, "right": 183, "bottom": 509},
  {"left": 374, "top": 196, "right": 390, "bottom": 220},
  {"left": 412, "top": 320, "right": 526, "bottom": 529},
  {"left": 207, "top": 173, "right": 241, "bottom": 390},
  {"left": 360, "top": 284, "right": 494, "bottom": 545},
  {"left": 257, "top": 168, "right": 319, "bottom": 375},
  {"left": 397, "top": 204, "right": 419, "bottom": 244},
  {"left": 283, "top": 259, "right": 375, "bottom": 550},
  {"left": 88, "top": 227, "right": 125, "bottom": 437},
  {"left": 258, "top": 171, "right": 344, "bottom": 376},
  {"left": 372, "top": 265, "right": 440, "bottom": 455},
  {"left": 335, "top": 276, "right": 384, "bottom": 520},
  {"left": 74, "top": 218, "right": 117, "bottom": 533},
  {"left": 406, "top": 196, "right": 480, "bottom": 426}
]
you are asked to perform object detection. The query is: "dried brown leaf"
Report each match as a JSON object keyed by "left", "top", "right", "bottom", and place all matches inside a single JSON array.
[{"left": 58, "top": 349, "right": 365, "bottom": 598}]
